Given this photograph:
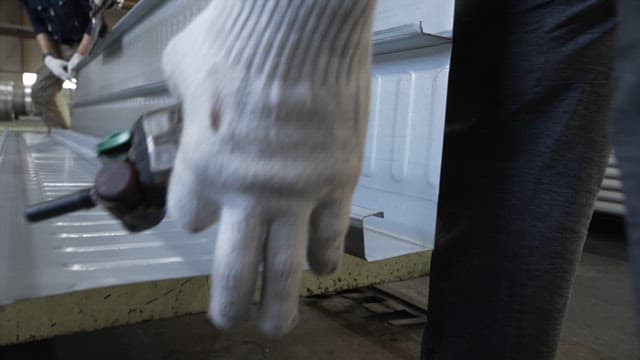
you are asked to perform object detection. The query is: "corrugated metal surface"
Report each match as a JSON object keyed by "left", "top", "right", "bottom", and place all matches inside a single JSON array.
[
  {"left": 0, "top": 129, "right": 432, "bottom": 322},
  {"left": 595, "top": 154, "right": 626, "bottom": 216},
  {"left": 76, "top": 1, "right": 208, "bottom": 104},
  {"left": 349, "top": 0, "right": 453, "bottom": 260},
  {"left": 354, "top": 46, "right": 450, "bottom": 260},
  {"left": 72, "top": 0, "right": 206, "bottom": 136},
  {"left": 0, "top": 131, "right": 215, "bottom": 305}
]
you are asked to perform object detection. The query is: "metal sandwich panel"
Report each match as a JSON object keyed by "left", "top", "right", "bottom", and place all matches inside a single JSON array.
[
  {"left": 0, "top": 131, "right": 431, "bottom": 343},
  {"left": 0, "top": 0, "right": 456, "bottom": 342},
  {"left": 595, "top": 154, "right": 626, "bottom": 216},
  {"left": 0, "top": 250, "right": 431, "bottom": 346},
  {"left": 74, "top": 0, "right": 209, "bottom": 107},
  {"left": 0, "top": 130, "right": 430, "bottom": 309},
  {"left": 71, "top": 0, "right": 453, "bottom": 261}
]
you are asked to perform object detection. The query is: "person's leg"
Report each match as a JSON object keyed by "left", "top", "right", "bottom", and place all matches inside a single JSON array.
[
  {"left": 423, "top": 1, "right": 616, "bottom": 359},
  {"left": 54, "top": 44, "right": 79, "bottom": 129},
  {"left": 31, "top": 53, "right": 65, "bottom": 133},
  {"left": 611, "top": 0, "right": 640, "bottom": 336}
]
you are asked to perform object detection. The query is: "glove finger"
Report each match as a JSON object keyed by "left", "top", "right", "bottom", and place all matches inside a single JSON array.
[
  {"left": 209, "top": 201, "right": 267, "bottom": 330},
  {"left": 167, "top": 157, "right": 220, "bottom": 232},
  {"left": 307, "top": 197, "right": 351, "bottom": 275},
  {"left": 258, "top": 207, "right": 312, "bottom": 337}
]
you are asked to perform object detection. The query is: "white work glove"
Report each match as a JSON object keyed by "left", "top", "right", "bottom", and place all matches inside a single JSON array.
[
  {"left": 162, "top": 0, "right": 376, "bottom": 336},
  {"left": 44, "top": 55, "right": 71, "bottom": 81},
  {"left": 67, "top": 53, "right": 85, "bottom": 78}
]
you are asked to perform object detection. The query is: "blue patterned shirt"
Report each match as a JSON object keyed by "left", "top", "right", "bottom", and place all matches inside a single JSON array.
[{"left": 20, "top": 0, "right": 95, "bottom": 45}]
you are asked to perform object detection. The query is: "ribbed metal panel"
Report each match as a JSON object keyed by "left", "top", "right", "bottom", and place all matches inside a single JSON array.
[
  {"left": 71, "top": 0, "right": 454, "bottom": 261},
  {"left": 75, "top": 0, "right": 208, "bottom": 105},
  {"left": 353, "top": 46, "right": 450, "bottom": 260},
  {"left": 595, "top": 154, "right": 626, "bottom": 216},
  {"left": 72, "top": 0, "right": 207, "bottom": 137},
  {"left": 0, "top": 132, "right": 215, "bottom": 305}
]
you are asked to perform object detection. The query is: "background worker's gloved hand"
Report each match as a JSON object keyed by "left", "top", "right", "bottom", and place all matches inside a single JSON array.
[
  {"left": 44, "top": 55, "right": 71, "bottom": 81},
  {"left": 162, "top": 0, "right": 376, "bottom": 336},
  {"left": 67, "top": 53, "right": 85, "bottom": 78}
]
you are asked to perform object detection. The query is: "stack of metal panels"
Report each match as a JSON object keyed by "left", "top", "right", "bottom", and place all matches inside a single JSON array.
[{"left": 595, "top": 154, "right": 626, "bottom": 217}]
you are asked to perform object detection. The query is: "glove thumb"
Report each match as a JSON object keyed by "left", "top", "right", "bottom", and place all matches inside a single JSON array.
[{"left": 68, "top": 53, "right": 85, "bottom": 77}]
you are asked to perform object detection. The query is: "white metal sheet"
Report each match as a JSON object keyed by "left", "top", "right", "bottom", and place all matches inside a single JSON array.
[
  {"left": 0, "top": 132, "right": 216, "bottom": 305},
  {"left": 72, "top": 0, "right": 454, "bottom": 262},
  {"left": 353, "top": 45, "right": 451, "bottom": 261},
  {"left": 373, "top": 0, "right": 454, "bottom": 36}
]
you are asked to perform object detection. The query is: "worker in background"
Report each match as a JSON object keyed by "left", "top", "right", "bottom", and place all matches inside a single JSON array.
[
  {"left": 160, "top": 0, "right": 622, "bottom": 359},
  {"left": 20, "top": 0, "right": 104, "bottom": 133}
]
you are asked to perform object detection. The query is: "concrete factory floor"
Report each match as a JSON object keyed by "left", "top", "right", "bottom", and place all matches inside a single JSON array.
[{"left": 0, "top": 219, "right": 636, "bottom": 359}]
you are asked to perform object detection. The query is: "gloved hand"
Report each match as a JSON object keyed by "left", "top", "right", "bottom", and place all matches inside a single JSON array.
[
  {"left": 162, "top": 0, "right": 376, "bottom": 336},
  {"left": 44, "top": 55, "right": 71, "bottom": 81},
  {"left": 67, "top": 53, "right": 85, "bottom": 78}
]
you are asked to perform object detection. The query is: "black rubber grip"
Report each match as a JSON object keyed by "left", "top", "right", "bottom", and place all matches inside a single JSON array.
[{"left": 24, "top": 188, "right": 97, "bottom": 222}]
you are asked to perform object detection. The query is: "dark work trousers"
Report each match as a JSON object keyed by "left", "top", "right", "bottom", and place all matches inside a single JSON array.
[
  {"left": 611, "top": 0, "right": 640, "bottom": 336},
  {"left": 422, "top": 1, "right": 617, "bottom": 359}
]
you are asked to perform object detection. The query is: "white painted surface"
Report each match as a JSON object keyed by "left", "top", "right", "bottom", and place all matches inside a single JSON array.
[
  {"left": 352, "top": 0, "right": 454, "bottom": 260},
  {"left": 373, "top": 0, "right": 454, "bottom": 36},
  {"left": 353, "top": 45, "right": 451, "bottom": 261}
]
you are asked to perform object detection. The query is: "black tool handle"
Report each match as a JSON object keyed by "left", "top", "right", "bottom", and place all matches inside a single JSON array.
[{"left": 24, "top": 188, "right": 97, "bottom": 222}]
